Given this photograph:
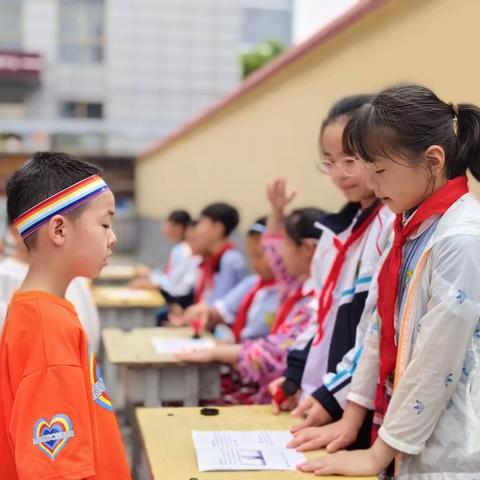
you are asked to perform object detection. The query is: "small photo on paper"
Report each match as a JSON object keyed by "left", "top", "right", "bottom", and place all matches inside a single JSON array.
[{"left": 237, "top": 449, "right": 266, "bottom": 467}]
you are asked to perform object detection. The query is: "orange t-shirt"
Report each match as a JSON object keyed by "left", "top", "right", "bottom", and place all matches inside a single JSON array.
[{"left": 0, "top": 291, "right": 131, "bottom": 479}]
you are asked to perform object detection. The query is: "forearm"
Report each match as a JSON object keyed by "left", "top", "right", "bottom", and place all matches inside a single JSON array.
[
  {"left": 370, "top": 437, "right": 397, "bottom": 472},
  {"left": 343, "top": 400, "right": 368, "bottom": 434},
  {"left": 267, "top": 206, "right": 284, "bottom": 236},
  {"left": 212, "top": 344, "right": 242, "bottom": 366}
]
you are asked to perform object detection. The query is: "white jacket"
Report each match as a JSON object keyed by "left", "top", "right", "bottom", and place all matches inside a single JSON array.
[{"left": 348, "top": 193, "right": 480, "bottom": 479}]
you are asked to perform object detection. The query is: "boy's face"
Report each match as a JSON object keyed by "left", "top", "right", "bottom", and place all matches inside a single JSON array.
[
  {"left": 65, "top": 190, "right": 117, "bottom": 279},
  {"left": 195, "top": 216, "right": 224, "bottom": 254}
]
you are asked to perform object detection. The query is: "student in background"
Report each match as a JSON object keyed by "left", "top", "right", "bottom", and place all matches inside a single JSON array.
[
  {"left": 298, "top": 85, "right": 480, "bottom": 478},
  {"left": 180, "top": 217, "right": 279, "bottom": 341},
  {"left": 179, "top": 189, "right": 325, "bottom": 405},
  {"left": 0, "top": 219, "right": 101, "bottom": 354},
  {"left": 0, "top": 152, "right": 130, "bottom": 479},
  {"left": 269, "top": 95, "right": 394, "bottom": 451},
  {"left": 131, "top": 210, "right": 199, "bottom": 309},
  {"left": 194, "top": 202, "right": 247, "bottom": 304}
]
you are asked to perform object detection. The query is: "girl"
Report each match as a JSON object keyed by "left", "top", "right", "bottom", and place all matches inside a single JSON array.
[
  {"left": 270, "top": 96, "right": 394, "bottom": 451},
  {"left": 298, "top": 85, "right": 480, "bottom": 478},
  {"left": 131, "top": 210, "right": 200, "bottom": 310},
  {"left": 178, "top": 193, "right": 325, "bottom": 405}
]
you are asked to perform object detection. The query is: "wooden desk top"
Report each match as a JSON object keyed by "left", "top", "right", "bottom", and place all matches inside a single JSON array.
[
  {"left": 136, "top": 405, "right": 377, "bottom": 480},
  {"left": 97, "top": 264, "right": 136, "bottom": 282},
  {"left": 92, "top": 286, "right": 165, "bottom": 308},
  {"left": 102, "top": 327, "right": 213, "bottom": 365}
]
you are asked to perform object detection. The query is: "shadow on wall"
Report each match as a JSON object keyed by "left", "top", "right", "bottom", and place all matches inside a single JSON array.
[{"left": 135, "top": 216, "right": 247, "bottom": 270}]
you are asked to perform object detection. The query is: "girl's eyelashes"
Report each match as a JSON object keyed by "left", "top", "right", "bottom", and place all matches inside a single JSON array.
[{"left": 375, "top": 169, "right": 386, "bottom": 175}]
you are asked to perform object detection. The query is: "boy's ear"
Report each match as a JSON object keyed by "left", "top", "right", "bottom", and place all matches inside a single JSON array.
[
  {"left": 47, "top": 215, "right": 67, "bottom": 246},
  {"left": 213, "top": 221, "right": 226, "bottom": 239}
]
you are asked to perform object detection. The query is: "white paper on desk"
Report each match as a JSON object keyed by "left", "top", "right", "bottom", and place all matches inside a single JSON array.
[
  {"left": 101, "top": 288, "right": 152, "bottom": 301},
  {"left": 151, "top": 337, "right": 214, "bottom": 355},
  {"left": 191, "top": 430, "right": 305, "bottom": 471}
]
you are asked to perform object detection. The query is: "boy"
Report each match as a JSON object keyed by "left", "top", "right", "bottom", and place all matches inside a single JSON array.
[
  {"left": 182, "top": 217, "right": 280, "bottom": 341},
  {"left": 0, "top": 152, "right": 131, "bottom": 479},
  {"left": 193, "top": 202, "right": 247, "bottom": 305},
  {"left": 0, "top": 221, "right": 101, "bottom": 353}
]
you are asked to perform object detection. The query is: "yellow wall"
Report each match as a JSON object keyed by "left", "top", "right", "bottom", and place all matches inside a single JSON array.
[{"left": 137, "top": 0, "right": 480, "bottom": 228}]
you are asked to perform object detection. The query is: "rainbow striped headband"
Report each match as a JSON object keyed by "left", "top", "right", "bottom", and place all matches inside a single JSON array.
[{"left": 14, "top": 175, "right": 110, "bottom": 238}]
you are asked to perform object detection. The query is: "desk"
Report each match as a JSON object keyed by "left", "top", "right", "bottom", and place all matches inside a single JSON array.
[
  {"left": 102, "top": 327, "right": 220, "bottom": 410},
  {"left": 92, "top": 286, "right": 165, "bottom": 330},
  {"left": 96, "top": 264, "right": 137, "bottom": 284},
  {"left": 135, "top": 405, "right": 377, "bottom": 480}
]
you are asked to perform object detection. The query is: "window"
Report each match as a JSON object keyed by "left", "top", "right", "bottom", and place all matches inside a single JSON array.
[
  {"left": 59, "top": 101, "right": 103, "bottom": 119},
  {"left": 58, "top": 0, "right": 104, "bottom": 63},
  {"left": 0, "top": 0, "right": 22, "bottom": 49},
  {"left": 51, "top": 133, "right": 105, "bottom": 154},
  {"left": 241, "top": 7, "right": 292, "bottom": 47}
]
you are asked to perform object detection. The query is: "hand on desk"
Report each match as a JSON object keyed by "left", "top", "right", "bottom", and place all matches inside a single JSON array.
[
  {"left": 134, "top": 264, "right": 152, "bottom": 278},
  {"left": 129, "top": 277, "right": 156, "bottom": 290},
  {"left": 290, "top": 396, "right": 332, "bottom": 433},
  {"left": 288, "top": 421, "right": 355, "bottom": 453},
  {"left": 173, "top": 303, "right": 209, "bottom": 327},
  {"left": 176, "top": 348, "right": 215, "bottom": 363},
  {"left": 177, "top": 344, "right": 241, "bottom": 366},
  {"left": 297, "top": 437, "right": 396, "bottom": 476},
  {"left": 288, "top": 399, "right": 367, "bottom": 452}
]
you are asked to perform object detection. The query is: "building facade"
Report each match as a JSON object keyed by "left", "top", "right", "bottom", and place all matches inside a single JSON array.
[{"left": 0, "top": 0, "right": 292, "bottom": 158}]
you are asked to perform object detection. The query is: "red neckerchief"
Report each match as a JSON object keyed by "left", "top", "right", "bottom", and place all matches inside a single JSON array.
[
  {"left": 314, "top": 202, "right": 382, "bottom": 345},
  {"left": 194, "top": 242, "right": 234, "bottom": 303},
  {"left": 373, "top": 176, "right": 469, "bottom": 436},
  {"left": 231, "top": 278, "right": 277, "bottom": 342},
  {"left": 271, "top": 284, "right": 313, "bottom": 334}
]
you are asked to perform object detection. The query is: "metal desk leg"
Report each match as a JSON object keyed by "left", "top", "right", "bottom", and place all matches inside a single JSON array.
[
  {"left": 144, "top": 368, "right": 162, "bottom": 407},
  {"left": 184, "top": 365, "right": 200, "bottom": 406}
]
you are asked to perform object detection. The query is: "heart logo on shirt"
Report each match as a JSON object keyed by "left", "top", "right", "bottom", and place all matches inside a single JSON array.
[{"left": 33, "top": 414, "right": 75, "bottom": 460}]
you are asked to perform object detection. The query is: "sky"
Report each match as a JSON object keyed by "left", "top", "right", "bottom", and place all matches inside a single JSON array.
[{"left": 292, "top": 0, "right": 357, "bottom": 43}]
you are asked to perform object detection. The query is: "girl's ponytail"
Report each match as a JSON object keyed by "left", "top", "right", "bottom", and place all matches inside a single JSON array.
[{"left": 456, "top": 103, "right": 480, "bottom": 182}]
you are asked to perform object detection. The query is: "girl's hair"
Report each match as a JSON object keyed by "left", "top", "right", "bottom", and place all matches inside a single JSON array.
[
  {"left": 343, "top": 84, "right": 480, "bottom": 182},
  {"left": 284, "top": 208, "right": 326, "bottom": 246},
  {"left": 167, "top": 210, "right": 192, "bottom": 228},
  {"left": 247, "top": 216, "right": 267, "bottom": 237},
  {"left": 320, "top": 94, "right": 373, "bottom": 137}
]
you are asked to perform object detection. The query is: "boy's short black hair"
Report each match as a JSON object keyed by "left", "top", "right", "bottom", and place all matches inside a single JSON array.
[
  {"left": 167, "top": 210, "right": 192, "bottom": 228},
  {"left": 7, "top": 151, "right": 102, "bottom": 248},
  {"left": 200, "top": 202, "right": 240, "bottom": 237}
]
